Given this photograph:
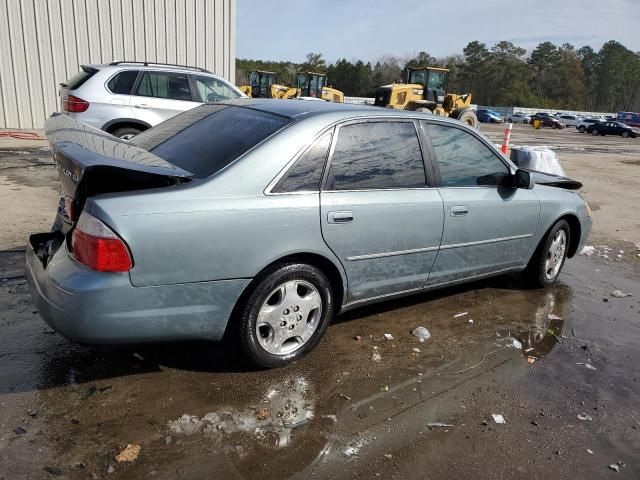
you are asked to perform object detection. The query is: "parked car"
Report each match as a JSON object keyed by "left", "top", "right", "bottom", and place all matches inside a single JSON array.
[
  {"left": 557, "top": 114, "right": 580, "bottom": 127},
  {"left": 530, "top": 114, "right": 565, "bottom": 129},
  {"left": 586, "top": 121, "right": 639, "bottom": 138},
  {"left": 616, "top": 112, "right": 640, "bottom": 128},
  {"left": 576, "top": 118, "right": 602, "bottom": 133},
  {"left": 476, "top": 109, "right": 503, "bottom": 123},
  {"left": 506, "top": 112, "right": 531, "bottom": 124},
  {"left": 59, "top": 61, "right": 245, "bottom": 139},
  {"left": 27, "top": 101, "right": 591, "bottom": 367}
]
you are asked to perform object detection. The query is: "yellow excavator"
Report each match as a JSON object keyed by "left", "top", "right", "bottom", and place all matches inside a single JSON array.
[
  {"left": 374, "top": 66, "right": 478, "bottom": 127},
  {"left": 239, "top": 70, "right": 344, "bottom": 103}
]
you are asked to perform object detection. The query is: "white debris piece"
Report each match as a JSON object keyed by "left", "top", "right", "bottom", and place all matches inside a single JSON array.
[
  {"left": 579, "top": 246, "right": 596, "bottom": 256},
  {"left": 608, "top": 464, "right": 620, "bottom": 472},
  {"left": 492, "top": 414, "right": 506, "bottom": 424},
  {"left": 587, "top": 449, "right": 594, "bottom": 454},
  {"left": 412, "top": 348, "right": 421, "bottom": 353},
  {"left": 584, "top": 363, "right": 597, "bottom": 370},
  {"left": 371, "top": 352, "right": 382, "bottom": 363},
  {"left": 411, "top": 327, "right": 431, "bottom": 342},
  {"left": 548, "top": 313, "right": 563, "bottom": 320},
  {"left": 577, "top": 413, "right": 593, "bottom": 421},
  {"left": 610, "top": 290, "right": 633, "bottom": 298},
  {"left": 453, "top": 312, "right": 468, "bottom": 318},
  {"left": 468, "top": 319, "right": 474, "bottom": 324},
  {"left": 383, "top": 333, "right": 394, "bottom": 341},
  {"left": 506, "top": 338, "right": 522, "bottom": 350}
]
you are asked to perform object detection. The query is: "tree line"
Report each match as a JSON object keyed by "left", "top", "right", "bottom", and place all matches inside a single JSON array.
[{"left": 236, "top": 40, "right": 640, "bottom": 112}]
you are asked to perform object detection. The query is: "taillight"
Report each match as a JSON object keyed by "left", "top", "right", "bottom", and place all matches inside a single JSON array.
[
  {"left": 63, "top": 95, "right": 89, "bottom": 113},
  {"left": 71, "top": 212, "right": 132, "bottom": 272}
]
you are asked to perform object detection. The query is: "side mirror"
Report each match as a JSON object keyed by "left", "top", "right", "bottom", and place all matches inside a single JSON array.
[{"left": 514, "top": 169, "right": 534, "bottom": 189}]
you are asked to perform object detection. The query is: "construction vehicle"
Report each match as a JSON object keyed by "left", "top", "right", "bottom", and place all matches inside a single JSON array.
[
  {"left": 296, "top": 72, "right": 344, "bottom": 103},
  {"left": 238, "top": 70, "right": 297, "bottom": 99},
  {"left": 374, "top": 66, "right": 478, "bottom": 127},
  {"left": 239, "top": 70, "right": 344, "bottom": 102}
]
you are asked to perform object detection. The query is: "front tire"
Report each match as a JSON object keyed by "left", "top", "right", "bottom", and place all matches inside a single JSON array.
[
  {"left": 578, "top": 126, "right": 586, "bottom": 133},
  {"left": 524, "top": 220, "right": 570, "bottom": 288},
  {"left": 238, "top": 263, "right": 334, "bottom": 368},
  {"left": 591, "top": 129, "right": 599, "bottom": 136},
  {"left": 452, "top": 108, "right": 478, "bottom": 128},
  {"left": 622, "top": 131, "right": 629, "bottom": 138}
]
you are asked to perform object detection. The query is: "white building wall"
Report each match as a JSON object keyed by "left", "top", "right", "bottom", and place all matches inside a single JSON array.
[{"left": 0, "top": 0, "right": 236, "bottom": 129}]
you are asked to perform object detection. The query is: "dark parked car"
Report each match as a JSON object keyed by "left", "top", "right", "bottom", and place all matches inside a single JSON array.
[
  {"left": 530, "top": 114, "right": 565, "bottom": 129},
  {"left": 586, "top": 121, "right": 639, "bottom": 138}
]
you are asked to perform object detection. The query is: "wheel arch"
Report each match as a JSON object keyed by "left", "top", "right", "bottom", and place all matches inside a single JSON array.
[
  {"left": 559, "top": 213, "right": 582, "bottom": 258},
  {"left": 102, "top": 118, "right": 152, "bottom": 134},
  {"left": 225, "top": 252, "right": 348, "bottom": 339}
]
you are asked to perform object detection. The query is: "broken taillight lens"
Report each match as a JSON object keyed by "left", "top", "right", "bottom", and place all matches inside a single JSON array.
[{"left": 71, "top": 212, "right": 132, "bottom": 272}]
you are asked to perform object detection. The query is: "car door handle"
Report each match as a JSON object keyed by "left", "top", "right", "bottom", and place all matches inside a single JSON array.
[
  {"left": 133, "top": 104, "right": 149, "bottom": 109},
  {"left": 450, "top": 206, "right": 469, "bottom": 217},
  {"left": 328, "top": 211, "right": 354, "bottom": 224}
]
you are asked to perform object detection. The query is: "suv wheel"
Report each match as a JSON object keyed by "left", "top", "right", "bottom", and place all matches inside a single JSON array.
[
  {"left": 578, "top": 126, "right": 586, "bottom": 133},
  {"left": 112, "top": 126, "right": 143, "bottom": 140},
  {"left": 238, "top": 263, "right": 334, "bottom": 368}
]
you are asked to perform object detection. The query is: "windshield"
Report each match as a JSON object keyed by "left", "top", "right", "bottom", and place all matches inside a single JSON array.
[{"left": 131, "top": 105, "right": 291, "bottom": 178}]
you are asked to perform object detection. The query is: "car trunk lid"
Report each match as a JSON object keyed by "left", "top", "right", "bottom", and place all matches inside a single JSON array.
[{"left": 46, "top": 113, "right": 193, "bottom": 228}]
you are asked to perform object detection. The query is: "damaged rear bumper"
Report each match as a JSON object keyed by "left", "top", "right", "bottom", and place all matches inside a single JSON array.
[{"left": 25, "top": 233, "right": 250, "bottom": 344}]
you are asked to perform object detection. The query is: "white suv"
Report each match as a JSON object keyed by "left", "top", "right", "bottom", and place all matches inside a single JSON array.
[{"left": 59, "top": 61, "right": 245, "bottom": 139}]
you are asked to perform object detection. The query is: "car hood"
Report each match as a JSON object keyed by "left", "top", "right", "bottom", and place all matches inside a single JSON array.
[{"left": 525, "top": 169, "right": 583, "bottom": 190}]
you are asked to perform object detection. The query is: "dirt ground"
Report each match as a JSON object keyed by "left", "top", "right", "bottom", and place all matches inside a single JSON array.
[{"left": 0, "top": 124, "right": 639, "bottom": 479}]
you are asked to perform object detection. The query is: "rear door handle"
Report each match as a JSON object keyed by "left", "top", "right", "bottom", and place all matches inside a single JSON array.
[
  {"left": 133, "top": 104, "right": 149, "bottom": 109},
  {"left": 328, "top": 211, "right": 354, "bottom": 224},
  {"left": 450, "top": 206, "right": 469, "bottom": 217}
]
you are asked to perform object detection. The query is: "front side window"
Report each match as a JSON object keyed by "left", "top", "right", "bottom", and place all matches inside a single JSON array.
[
  {"left": 135, "top": 72, "right": 192, "bottom": 101},
  {"left": 273, "top": 131, "right": 332, "bottom": 193},
  {"left": 107, "top": 70, "right": 139, "bottom": 94},
  {"left": 424, "top": 123, "right": 509, "bottom": 187},
  {"left": 192, "top": 75, "right": 241, "bottom": 103},
  {"left": 325, "top": 122, "right": 426, "bottom": 191}
]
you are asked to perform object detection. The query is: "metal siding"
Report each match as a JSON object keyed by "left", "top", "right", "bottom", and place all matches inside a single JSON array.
[{"left": 0, "top": 0, "right": 235, "bottom": 128}]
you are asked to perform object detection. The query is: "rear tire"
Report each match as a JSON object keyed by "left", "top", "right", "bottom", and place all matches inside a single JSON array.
[
  {"left": 238, "top": 263, "right": 334, "bottom": 368},
  {"left": 591, "top": 129, "right": 599, "bottom": 136},
  {"left": 622, "top": 131, "right": 629, "bottom": 138},
  {"left": 111, "top": 126, "right": 142, "bottom": 140},
  {"left": 523, "top": 220, "right": 570, "bottom": 288},
  {"left": 578, "top": 126, "right": 586, "bottom": 133}
]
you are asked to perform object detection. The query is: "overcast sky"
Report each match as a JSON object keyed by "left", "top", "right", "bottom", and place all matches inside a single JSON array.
[{"left": 237, "top": 0, "right": 639, "bottom": 62}]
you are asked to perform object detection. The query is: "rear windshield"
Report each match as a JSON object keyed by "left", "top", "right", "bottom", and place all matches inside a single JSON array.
[
  {"left": 63, "top": 67, "right": 98, "bottom": 90},
  {"left": 131, "top": 104, "right": 291, "bottom": 178}
]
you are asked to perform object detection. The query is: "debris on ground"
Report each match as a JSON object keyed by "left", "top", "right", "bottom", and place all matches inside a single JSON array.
[
  {"left": 107, "top": 464, "right": 115, "bottom": 474},
  {"left": 585, "top": 363, "right": 597, "bottom": 370},
  {"left": 115, "top": 444, "right": 141, "bottom": 462},
  {"left": 454, "top": 312, "right": 468, "bottom": 318},
  {"left": 610, "top": 290, "right": 633, "bottom": 298},
  {"left": 527, "top": 356, "right": 537, "bottom": 364},
  {"left": 587, "top": 449, "right": 594, "bottom": 454},
  {"left": 577, "top": 413, "right": 593, "bottom": 421},
  {"left": 353, "top": 335, "right": 362, "bottom": 341},
  {"left": 338, "top": 393, "right": 352, "bottom": 401},
  {"left": 492, "top": 414, "right": 506, "bottom": 424},
  {"left": 371, "top": 352, "right": 382, "bottom": 363},
  {"left": 548, "top": 313, "right": 563, "bottom": 320},
  {"left": 13, "top": 426, "right": 26, "bottom": 435},
  {"left": 255, "top": 408, "right": 270, "bottom": 420},
  {"left": 383, "top": 453, "right": 392, "bottom": 459},
  {"left": 608, "top": 464, "right": 620, "bottom": 472},
  {"left": 411, "top": 326, "right": 431, "bottom": 342},
  {"left": 579, "top": 246, "right": 596, "bottom": 256},
  {"left": 506, "top": 338, "right": 522, "bottom": 350},
  {"left": 412, "top": 347, "right": 421, "bottom": 353},
  {"left": 428, "top": 422, "right": 454, "bottom": 428},
  {"left": 383, "top": 333, "right": 394, "bottom": 341}
]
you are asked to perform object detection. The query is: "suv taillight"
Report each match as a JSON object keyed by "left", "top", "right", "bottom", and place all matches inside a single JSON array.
[
  {"left": 63, "top": 95, "right": 89, "bottom": 113},
  {"left": 71, "top": 212, "right": 132, "bottom": 272}
]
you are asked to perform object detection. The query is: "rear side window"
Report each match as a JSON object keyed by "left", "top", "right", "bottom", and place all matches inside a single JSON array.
[
  {"left": 135, "top": 72, "right": 193, "bottom": 101},
  {"left": 131, "top": 105, "right": 291, "bottom": 178},
  {"left": 192, "top": 75, "right": 241, "bottom": 102},
  {"left": 273, "top": 130, "right": 332, "bottom": 193},
  {"left": 107, "top": 70, "right": 139, "bottom": 94},
  {"left": 325, "top": 122, "right": 425, "bottom": 191},
  {"left": 424, "top": 123, "right": 509, "bottom": 187},
  {"left": 64, "top": 67, "right": 97, "bottom": 90}
]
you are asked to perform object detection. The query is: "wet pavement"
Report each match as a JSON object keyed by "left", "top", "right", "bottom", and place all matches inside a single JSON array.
[{"left": 1, "top": 246, "right": 639, "bottom": 479}]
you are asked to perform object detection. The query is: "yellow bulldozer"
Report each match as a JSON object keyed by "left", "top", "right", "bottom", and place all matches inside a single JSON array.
[
  {"left": 374, "top": 66, "right": 478, "bottom": 127},
  {"left": 239, "top": 70, "right": 344, "bottom": 103}
]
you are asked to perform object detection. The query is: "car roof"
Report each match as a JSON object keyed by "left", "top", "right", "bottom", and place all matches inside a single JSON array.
[{"left": 87, "top": 62, "right": 216, "bottom": 75}]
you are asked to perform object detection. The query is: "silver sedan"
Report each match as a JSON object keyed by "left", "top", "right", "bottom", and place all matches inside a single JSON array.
[{"left": 26, "top": 100, "right": 592, "bottom": 367}]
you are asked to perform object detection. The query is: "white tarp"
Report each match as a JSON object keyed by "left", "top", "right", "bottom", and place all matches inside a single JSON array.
[{"left": 510, "top": 147, "right": 566, "bottom": 177}]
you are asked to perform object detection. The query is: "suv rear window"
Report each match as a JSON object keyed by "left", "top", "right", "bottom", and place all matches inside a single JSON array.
[
  {"left": 63, "top": 67, "right": 98, "bottom": 90},
  {"left": 131, "top": 105, "right": 291, "bottom": 178}
]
